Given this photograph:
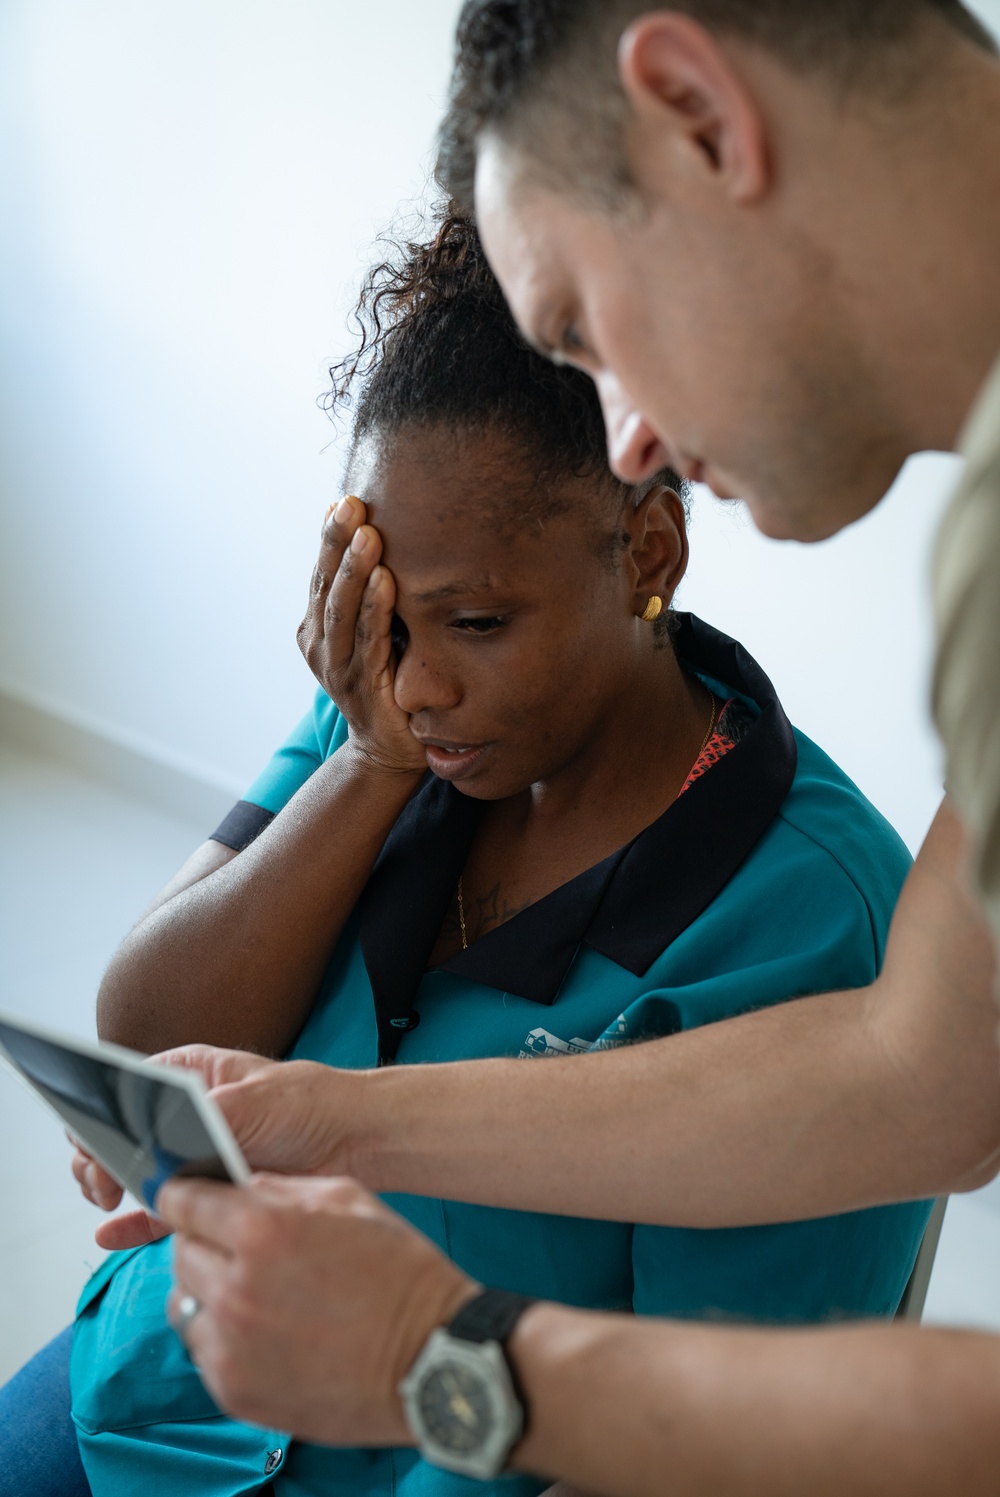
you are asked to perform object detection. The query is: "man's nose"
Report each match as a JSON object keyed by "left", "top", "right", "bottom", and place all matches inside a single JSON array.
[
  {"left": 393, "top": 647, "right": 462, "bottom": 717},
  {"left": 597, "top": 371, "right": 673, "bottom": 485}
]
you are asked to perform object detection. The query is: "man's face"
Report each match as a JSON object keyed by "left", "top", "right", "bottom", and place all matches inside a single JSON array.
[{"left": 476, "top": 139, "right": 911, "bottom": 544}]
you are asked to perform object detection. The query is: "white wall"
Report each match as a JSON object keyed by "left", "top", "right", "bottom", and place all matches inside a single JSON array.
[
  {"left": 0, "top": 0, "right": 998, "bottom": 849},
  {"left": 680, "top": 457, "right": 957, "bottom": 854},
  {"left": 0, "top": 0, "right": 464, "bottom": 798}
]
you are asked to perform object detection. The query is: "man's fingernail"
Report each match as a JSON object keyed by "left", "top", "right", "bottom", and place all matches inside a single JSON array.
[
  {"left": 325, "top": 503, "right": 336, "bottom": 521},
  {"left": 335, "top": 496, "right": 355, "bottom": 523},
  {"left": 350, "top": 527, "right": 369, "bottom": 554}
]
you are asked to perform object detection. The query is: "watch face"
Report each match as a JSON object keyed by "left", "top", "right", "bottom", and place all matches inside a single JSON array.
[
  {"left": 416, "top": 1358, "right": 496, "bottom": 1454},
  {"left": 400, "top": 1328, "right": 524, "bottom": 1479}
]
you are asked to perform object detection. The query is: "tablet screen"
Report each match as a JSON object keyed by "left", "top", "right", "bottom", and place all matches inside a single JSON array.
[{"left": 0, "top": 1012, "right": 248, "bottom": 1209}]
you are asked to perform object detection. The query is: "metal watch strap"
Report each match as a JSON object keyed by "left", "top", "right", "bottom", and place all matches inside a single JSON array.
[{"left": 446, "top": 1288, "right": 536, "bottom": 1347}]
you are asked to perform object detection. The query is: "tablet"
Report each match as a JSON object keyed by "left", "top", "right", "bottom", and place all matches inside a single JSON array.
[{"left": 0, "top": 1009, "right": 249, "bottom": 1211}]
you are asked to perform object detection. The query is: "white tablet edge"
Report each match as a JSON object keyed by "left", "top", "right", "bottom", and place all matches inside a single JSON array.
[{"left": 0, "top": 1006, "right": 250, "bottom": 1189}]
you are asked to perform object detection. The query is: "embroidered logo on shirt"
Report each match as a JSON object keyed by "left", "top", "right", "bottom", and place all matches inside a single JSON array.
[
  {"left": 519, "top": 1027, "right": 591, "bottom": 1058},
  {"left": 590, "top": 1014, "right": 631, "bottom": 1050},
  {"left": 519, "top": 1013, "right": 640, "bottom": 1058}
]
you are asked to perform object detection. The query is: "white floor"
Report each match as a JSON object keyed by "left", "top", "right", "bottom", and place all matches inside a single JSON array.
[
  {"left": 1, "top": 739, "right": 999, "bottom": 1387},
  {"left": 0, "top": 739, "right": 206, "bottom": 1382}
]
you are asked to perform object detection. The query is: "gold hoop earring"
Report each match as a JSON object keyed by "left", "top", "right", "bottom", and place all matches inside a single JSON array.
[{"left": 641, "top": 597, "right": 663, "bottom": 624}]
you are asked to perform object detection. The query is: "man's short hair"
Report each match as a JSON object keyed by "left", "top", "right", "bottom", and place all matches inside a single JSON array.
[{"left": 438, "top": 0, "right": 998, "bottom": 209}]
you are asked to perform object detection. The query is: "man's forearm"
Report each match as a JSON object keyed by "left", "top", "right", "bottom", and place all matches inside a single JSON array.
[
  {"left": 357, "top": 982, "right": 996, "bottom": 1225},
  {"left": 509, "top": 1307, "right": 1000, "bottom": 1497},
  {"left": 351, "top": 802, "right": 1000, "bottom": 1226}
]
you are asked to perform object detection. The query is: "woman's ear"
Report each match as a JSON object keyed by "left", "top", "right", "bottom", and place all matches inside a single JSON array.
[{"left": 625, "top": 485, "right": 689, "bottom": 613}]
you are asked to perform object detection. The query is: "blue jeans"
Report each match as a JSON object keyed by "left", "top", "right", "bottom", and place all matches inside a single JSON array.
[{"left": 0, "top": 1326, "right": 91, "bottom": 1497}]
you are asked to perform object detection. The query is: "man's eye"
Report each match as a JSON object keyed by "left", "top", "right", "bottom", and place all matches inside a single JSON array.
[
  {"left": 452, "top": 616, "right": 508, "bottom": 635},
  {"left": 549, "top": 323, "right": 589, "bottom": 368},
  {"left": 558, "top": 323, "right": 589, "bottom": 359}
]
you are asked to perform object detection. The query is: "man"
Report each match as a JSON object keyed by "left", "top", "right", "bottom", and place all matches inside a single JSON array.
[
  {"left": 140, "top": 2, "right": 1000, "bottom": 1491},
  {"left": 143, "top": 0, "right": 1000, "bottom": 1244}
]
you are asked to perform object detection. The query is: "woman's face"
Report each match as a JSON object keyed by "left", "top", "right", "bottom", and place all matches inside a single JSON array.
[{"left": 347, "top": 425, "right": 688, "bottom": 801}]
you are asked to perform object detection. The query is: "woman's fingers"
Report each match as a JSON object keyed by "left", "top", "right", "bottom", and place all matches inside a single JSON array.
[
  {"left": 85, "top": 1159, "right": 122, "bottom": 1210},
  {"left": 355, "top": 564, "right": 396, "bottom": 684},
  {"left": 299, "top": 496, "right": 366, "bottom": 664},
  {"left": 70, "top": 1144, "right": 123, "bottom": 1211},
  {"left": 299, "top": 495, "right": 386, "bottom": 684},
  {"left": 308, "top": 499, "right": 357, "bottom": 604},
  {"left": 298, "top": 496, "right": 423, "bottom": 772},
  {"left": 353, "top": 565, "right": 427, "bottom": 770},
  {"left": 323, "top": 522, "right": 383, "bottom": 674}
]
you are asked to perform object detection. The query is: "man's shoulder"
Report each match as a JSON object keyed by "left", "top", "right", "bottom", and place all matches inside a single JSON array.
[{"left": 958, "top": 347, "right": 1000, "bottom": 477}]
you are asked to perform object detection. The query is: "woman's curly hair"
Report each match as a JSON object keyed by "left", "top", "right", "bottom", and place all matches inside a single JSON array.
[{"left": 325, "top": 208, "right": 684, "bottom": 519}]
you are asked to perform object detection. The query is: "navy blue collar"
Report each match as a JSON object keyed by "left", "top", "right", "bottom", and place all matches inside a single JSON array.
[{"left": 359, "top": 615, "right": 796, "bottom": 1062}]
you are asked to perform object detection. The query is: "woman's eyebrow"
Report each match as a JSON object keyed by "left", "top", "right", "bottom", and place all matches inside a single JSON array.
[{"left": 412, "top": 576, "right": 498, "bottom": 604}]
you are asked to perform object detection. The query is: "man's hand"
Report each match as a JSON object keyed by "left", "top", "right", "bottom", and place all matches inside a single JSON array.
[
  {"left": 71, "top": 1046, "right": 369, "bottom": 1248},
  {"left": 156, "top": 1174, "right": 1000, "bottom": 1497},
  {"left": 159, "top": 1173, "right": 477, "bottom": 1446},
  {"left": 297, "top": 495, "right": 427, "bottom": 775},
  {"left": 154, "top": 1045, "right": 358, "bottom": 1178}
]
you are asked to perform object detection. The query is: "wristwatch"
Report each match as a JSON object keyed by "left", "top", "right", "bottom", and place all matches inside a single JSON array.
[{"left": 398, "top": 1288, "right": 535, "bottom": 1480}]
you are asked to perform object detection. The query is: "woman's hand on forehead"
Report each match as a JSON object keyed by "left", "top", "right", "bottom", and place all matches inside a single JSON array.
[{"left": 296, "top": 496, "right": 427, "bottom": 777}]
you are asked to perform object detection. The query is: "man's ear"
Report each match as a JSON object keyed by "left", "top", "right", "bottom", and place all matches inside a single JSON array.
[
  {"left": 617, "top": 13, "right": 770, "bottom": 204},
  {"left": 626, "top": 485, "right": 689, "bottom": 609}
]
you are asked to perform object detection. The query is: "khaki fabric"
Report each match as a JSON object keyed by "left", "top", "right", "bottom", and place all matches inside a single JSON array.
[{"left": 933, "top": 351, "right": 1000, "bottom": 950}]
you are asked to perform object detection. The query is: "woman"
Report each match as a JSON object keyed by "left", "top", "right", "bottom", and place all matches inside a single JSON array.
[{"left": 3, "top": 214, "right": 929, "bottom": 1496}]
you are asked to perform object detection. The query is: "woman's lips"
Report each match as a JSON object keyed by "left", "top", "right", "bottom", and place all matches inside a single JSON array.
[{"left": 419, "top": 741, "right": 491, "bottom": 781}]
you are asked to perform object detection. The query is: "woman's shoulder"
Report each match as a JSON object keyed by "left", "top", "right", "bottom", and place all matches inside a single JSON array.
[
  {"left": 775, "top": 728, "right": 912, "bottom": 903},
  {"left": 240, "top": 689, "right": 349, "bottom": 816}
]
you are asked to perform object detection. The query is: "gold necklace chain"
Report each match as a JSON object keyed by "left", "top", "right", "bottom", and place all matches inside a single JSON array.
[
  {"left": 458, "top": 875, "right": 470, "bottom": 951},
  {"left": 456, "top": 686, "right": 717, "bottom": 953}
]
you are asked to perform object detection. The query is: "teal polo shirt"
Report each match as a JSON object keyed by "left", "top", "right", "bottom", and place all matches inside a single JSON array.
[{"left": 71, "top": 615, "right": 932, "bottom": 1497}]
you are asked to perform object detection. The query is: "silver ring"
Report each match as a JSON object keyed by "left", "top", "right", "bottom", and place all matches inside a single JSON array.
[{"left": 173, "top": 1293, "right": 202, "bottom": 1345}]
